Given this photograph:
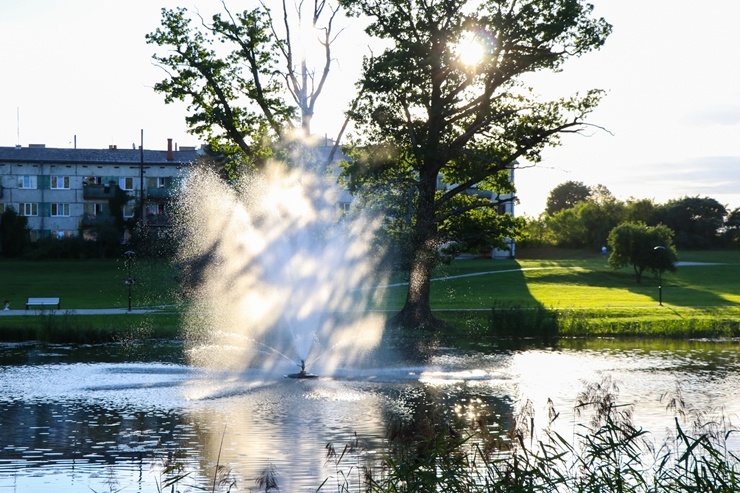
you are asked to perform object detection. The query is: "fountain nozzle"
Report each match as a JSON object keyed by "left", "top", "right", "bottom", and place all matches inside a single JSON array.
[{"left": 287, "top": 359, "right": 318, "bottom": 379}]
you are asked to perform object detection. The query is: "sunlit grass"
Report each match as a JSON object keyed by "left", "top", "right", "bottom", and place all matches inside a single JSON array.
[
  {"left": 426, "top": 250, "right": 740, "bottom": 311},
  {"left": 377, "top": 248, "right": 740, "bottom": 337}
]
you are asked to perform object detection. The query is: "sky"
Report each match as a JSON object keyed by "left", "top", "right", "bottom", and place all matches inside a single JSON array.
[{"left": 1, "top": 0, "right": 739, "bottom": 217}]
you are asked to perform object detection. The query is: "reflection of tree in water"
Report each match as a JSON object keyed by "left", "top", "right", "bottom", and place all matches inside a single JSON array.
[{"left": 376, "top": 384, "right": 515, "bottom": 487}]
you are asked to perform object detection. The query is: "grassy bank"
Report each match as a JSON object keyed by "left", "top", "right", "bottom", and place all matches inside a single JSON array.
[{"left": 0, "top": 312, "right": 182, "bottom": 343}]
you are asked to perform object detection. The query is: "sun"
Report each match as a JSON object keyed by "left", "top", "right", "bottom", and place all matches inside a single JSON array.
[{"left": 455, "top": 31, "right": 488, "bottom": 67}]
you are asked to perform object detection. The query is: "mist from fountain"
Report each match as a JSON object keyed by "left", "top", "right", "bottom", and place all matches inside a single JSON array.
[{"left": 173, "top": 144, "right": 390, "bottom": 377}]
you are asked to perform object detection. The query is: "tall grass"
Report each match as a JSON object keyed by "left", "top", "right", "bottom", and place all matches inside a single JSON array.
[
  {"left": 479, "top": 304, "right": 740, "bottom": 341},
  {"left": 0, "top": 312, "right": 182, "bottom": 342}
]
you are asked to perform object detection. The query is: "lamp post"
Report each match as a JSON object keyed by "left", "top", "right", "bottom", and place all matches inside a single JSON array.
[
  {"left": 124, "top": 250, "right": 136, "bottom": 312},
  {"left": 653, "top": 246, "right": 666, "bottom": 306}
]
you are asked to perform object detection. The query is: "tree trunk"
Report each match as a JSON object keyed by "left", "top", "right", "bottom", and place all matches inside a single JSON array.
[
  {"left": 389, "top": 172, "right": 447, "bottom": 330},
  {"left": 390, "top": 249, "right": 446, "bottom": 329},
  {"left": 634, "top": 264, "right": 644, "bottom": 283}
]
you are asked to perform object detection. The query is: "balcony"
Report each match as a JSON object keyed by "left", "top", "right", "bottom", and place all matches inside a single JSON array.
[
  {"left": 83, "top": 184, "right": 116, "bottom": 200},
  {"left": 146, "top": 187, "right": 171, "bottom": 201}
]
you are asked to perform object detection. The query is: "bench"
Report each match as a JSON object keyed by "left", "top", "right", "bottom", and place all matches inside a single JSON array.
[{"left": 26, "top": 297, "right": 61, "bottom": 310}]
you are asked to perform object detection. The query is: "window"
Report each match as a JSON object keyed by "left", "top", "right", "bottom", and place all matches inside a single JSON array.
[
  {"left": 52, "top": 230, "right": 73, "bottom": 239},
  {"left": 123, "top": 203, "right": 135, "bottom": 218},
  {"left": 146, "top": 203, "right": 165, "bottom": 216},
  {"left": 0, "top": 204, "right": 4, "bottom": 214},
  {"left": 18, "top": 176, "right": 37, "bottom": 189},
  {"left": 51, "top": 176, "right": 70, "bottom": 189},
  {"left": 156, "top": 177, "right": 166, "bottom": 188},
  {"left": 19, "top": 203, "right": 38, "bottom": 216},
  {"left": 119, "top": 177, "right": 134, "bottom": 190},
  {"left": 84, "top": 176, "right": 103, "bottom": 186},
  {"left": 84, "top": 203, "right": 104, "bottom": 216},
  {"left": 51, "top": 203, "right": 70, "bottom": 217}
]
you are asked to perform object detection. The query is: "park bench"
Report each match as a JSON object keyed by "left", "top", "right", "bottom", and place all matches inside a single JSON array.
[{"left": 25, "top": 297, "right": 61, "bottom": 310}]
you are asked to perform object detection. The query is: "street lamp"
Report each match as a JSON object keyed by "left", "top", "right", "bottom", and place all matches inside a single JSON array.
[
  {"left": 653, "top": 246, "right": 666, "bottom": 306},
  {"left": 124, "top": 250, "right": 136, "bottom": 312}
]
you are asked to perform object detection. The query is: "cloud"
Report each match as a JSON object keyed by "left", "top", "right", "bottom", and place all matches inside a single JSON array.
[{"left": 614, "top": 156, "right": 740, "bottom": 208}]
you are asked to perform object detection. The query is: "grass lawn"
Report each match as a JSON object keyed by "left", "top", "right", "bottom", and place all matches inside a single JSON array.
[
  {"left": 377, "top": 248, "right": 740, "bottom": 338},
  {"left": 377, "top": 249, "right": 740, "bottom": 310},
  {"left": 0, "top": 258, "right": 181, "bottom": 309},
  {"left": 1, "top": 248, "right": 739, "bottom": 341}
]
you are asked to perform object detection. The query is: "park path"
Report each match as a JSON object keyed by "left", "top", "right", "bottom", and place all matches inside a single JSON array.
[{"left": 375, "top": 266, "right": 557, "bottom": 289}]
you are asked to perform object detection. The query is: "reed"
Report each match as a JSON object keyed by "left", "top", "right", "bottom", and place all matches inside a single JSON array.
[{"left": 321, "top": 378, "right": 740, "bottom": 493}]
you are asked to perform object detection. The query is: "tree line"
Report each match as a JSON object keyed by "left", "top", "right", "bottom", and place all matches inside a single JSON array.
[{"left": 523, "top": 180, "right": 740, "bottom": 251}]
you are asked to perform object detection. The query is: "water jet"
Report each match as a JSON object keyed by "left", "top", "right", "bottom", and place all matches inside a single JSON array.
[{"left": 174, "top": 143, "right": 390, "bottom": 375}]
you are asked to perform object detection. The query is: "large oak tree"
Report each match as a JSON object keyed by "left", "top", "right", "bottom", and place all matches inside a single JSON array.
[{"left": 338, "top": 0, "right": 612, "bottom": 328}]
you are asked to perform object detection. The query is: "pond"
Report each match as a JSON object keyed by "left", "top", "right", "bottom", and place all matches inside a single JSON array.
[{"left": 0, "top": 338, "right": 738, "bottom": 492}]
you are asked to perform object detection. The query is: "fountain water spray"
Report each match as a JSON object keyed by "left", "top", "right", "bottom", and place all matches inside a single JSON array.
[{"left": 174, "top": 144, "right": 389, "bottom": 377}]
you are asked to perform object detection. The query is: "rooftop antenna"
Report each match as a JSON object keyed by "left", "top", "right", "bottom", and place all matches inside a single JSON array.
[{"left": 16, "top": 107, "right": 20, "bottom": 146}]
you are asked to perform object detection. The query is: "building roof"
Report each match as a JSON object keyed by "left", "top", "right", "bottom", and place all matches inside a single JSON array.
[{"left": 0, "top": 145, "right": 200, "bottom": 165}]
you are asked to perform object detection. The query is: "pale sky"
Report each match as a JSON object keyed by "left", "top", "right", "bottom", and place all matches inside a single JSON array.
[{"left": 1, "top": 0, "right": 739, "bottom": 216}]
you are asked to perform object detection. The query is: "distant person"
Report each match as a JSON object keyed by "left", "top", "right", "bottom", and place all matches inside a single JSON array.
[{"left": 601, "top": 246, "right": 607, "bottom": 256}]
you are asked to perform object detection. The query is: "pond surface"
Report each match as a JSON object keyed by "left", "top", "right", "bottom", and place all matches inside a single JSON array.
[{"left": 0, "top": 338, "right": 738, "bottom": 492}]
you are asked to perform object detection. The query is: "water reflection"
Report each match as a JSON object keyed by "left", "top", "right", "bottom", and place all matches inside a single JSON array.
[{"left": 0, "top": 339, "right": 738, "bottom": 491}]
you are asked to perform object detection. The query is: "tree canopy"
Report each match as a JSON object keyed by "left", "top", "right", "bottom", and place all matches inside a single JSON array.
[
  {"left": 546, "top": 181, "right": 592, "bottom": 215},
  {"left": 655, "top": 196, "right": 727, "bottom": 249},
  {"left": 0, "top": 207, "right": 30, "bottom": 257},
  {"left": 526, "top": 188, "right": 737, "bottom": 252},
  {"left": 339, "top": 0, "right": 611, "bottom": 328},
  {"left": 146, "top": 1, "right": 342, "bottom": 172},
  {"left": 607, "top": 222, "right": 677, "bottom": 283}
]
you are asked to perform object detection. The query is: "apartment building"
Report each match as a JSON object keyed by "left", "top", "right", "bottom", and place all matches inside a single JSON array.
[
  {"left": 436, "top": 169, "right": 516, "bottom": 259},
  {"left": 0, "top": 140, "right": 199, "bottom": 240}
]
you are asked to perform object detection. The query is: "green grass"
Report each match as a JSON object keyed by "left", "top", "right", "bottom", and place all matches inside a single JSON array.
[
  {"left": 0, "top": 312, "right": 183, "bottom": 343},
  {"left": 376, "top": 248, "right": 740, "bottom": 338},
  {"left": 378, "top": 249, "right": 740, "bottom": 310},
  {"left": 2, "top": 248, "right": 740, "bottom": 341},
  {"left": 0, "top": 258, "right": 182, "bottom": 341},
  {"left": 0, "top": 258, "right": 181, "bottom": 309}
]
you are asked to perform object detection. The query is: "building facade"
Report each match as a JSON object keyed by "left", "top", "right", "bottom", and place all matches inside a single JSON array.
[{"left": 0, "top": 141, "right": 199, "bottom": 241}]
